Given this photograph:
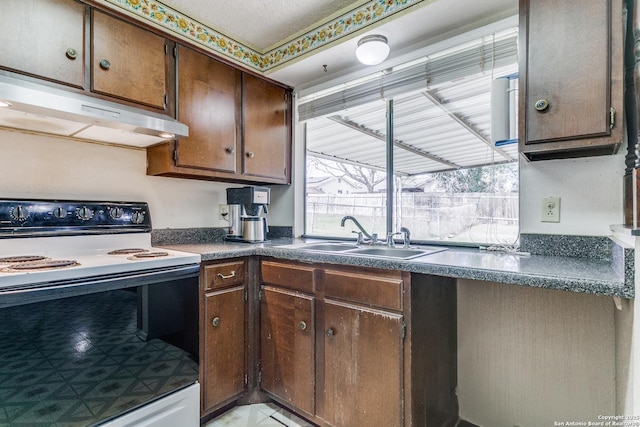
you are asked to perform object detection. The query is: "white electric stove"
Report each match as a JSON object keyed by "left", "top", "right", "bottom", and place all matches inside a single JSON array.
[{"left": 0, "top": 198, "right": 201, "bottom": 426}]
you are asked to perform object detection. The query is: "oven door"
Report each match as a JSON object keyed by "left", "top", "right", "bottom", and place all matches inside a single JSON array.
[{"left": 0, "top": 266, "right": 200, "bottom": 426}]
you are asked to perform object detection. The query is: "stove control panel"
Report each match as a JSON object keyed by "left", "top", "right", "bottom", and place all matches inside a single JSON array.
[{"left": 0, "top": 199, "right": 151, "bottom": 236}]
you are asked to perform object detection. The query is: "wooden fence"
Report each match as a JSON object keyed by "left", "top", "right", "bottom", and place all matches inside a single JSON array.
[{"left": 306, "top": 192, "right": 518, "bottom": 241}]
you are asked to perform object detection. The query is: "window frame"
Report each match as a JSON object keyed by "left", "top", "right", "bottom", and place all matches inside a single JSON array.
[{"left": 297, "top": 17, "right": 520, "bottom": 246}]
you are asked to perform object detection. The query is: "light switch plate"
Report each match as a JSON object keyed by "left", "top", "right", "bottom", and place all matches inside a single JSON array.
[{"left": 541, "top": 197, "right": 560, "bottom": 222}]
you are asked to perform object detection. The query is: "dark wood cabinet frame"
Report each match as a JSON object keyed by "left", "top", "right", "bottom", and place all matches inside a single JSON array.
[{"left": 200, "top": 257, "right": 459, "bottom": 426}]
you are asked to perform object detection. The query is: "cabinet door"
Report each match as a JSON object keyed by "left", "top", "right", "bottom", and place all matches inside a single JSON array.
[
  {"left": 260, "top": 286, "right": 315, "bottom": 416},
  {"left": 519, "top": 0, "right": 623, "bottom": 158},
  {"left": 0, "top": 0, "right": 85, "bottom": 88},
  {"left": 175, "top": 46, "right": 240, "bottom": 173},
  {"left": 92, "top": 10, "right": 167, "bottom": 110},
  {"left": 242, "top": 74, "right": 290, "bottom": 182},
  {"left": 202, "top": 286, "right": 245, "bottom": 412},
  {"left": 319, "top": 299, "right": 403, "bottom": 427}
]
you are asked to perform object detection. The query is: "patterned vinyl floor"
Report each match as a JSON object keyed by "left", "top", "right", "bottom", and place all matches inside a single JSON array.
[
  {"left": 206, "top": 403, "right": 314, "bottom": 427},
  {"left": 0, "top": 290, "right": 198, "bottom": 426}
]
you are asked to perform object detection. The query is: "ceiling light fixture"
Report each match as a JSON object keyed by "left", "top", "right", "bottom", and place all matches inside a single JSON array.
[{"left": 356, "top": 35, "right": 390, "bottom": 65}]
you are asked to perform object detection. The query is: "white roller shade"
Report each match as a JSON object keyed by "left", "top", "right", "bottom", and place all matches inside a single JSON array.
[{"left": 298, "top": 31, "right": 518, "bottom": 122}]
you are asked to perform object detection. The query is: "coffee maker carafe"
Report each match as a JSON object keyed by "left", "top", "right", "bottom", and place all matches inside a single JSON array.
[{"left": 225, "top": 186, "right": 270, "bottom": 242}]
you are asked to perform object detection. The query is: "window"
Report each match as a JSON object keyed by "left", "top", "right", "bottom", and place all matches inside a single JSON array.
[{"left": 300, "top": 26, "right": 519, "bottom": 246}]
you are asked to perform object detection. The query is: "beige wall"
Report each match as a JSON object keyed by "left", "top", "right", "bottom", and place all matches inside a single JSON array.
[
  {"left": 0, "top": 129, "right": 293, "bottom": 228},
  {"left": 456, "top": 147, "right": 630, "bottom": 425},
  {"left": 458, "top": 280, "right": 616, "bottom": 425},
  {"left": 519, "top": 150, "right": 625, "bottom": 235}
]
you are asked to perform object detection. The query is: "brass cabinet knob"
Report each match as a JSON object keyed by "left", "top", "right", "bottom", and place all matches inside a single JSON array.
[
  {"left": 99, "top": 59, "right": 111, "bottom": 70},
  {"left": 534, "top": 99, "right": 549, "bottom": 111},
  {"left": 65, "top": 48, "right": 78, "bottom": 60},
  {"left": 246, "top": 151, "right": 255, "bottom": 158},
  {"left": 225, "top": 147, "right": 235, "bottom": 154},
  {"left": 212, "top": 317, "right": 220, "bottom": 327},
  {"left": 326, "top": 328, "right": 334, "bottom": 338},
  {"left": 299, "top": 321, "right": 307, "bottom": 331}
]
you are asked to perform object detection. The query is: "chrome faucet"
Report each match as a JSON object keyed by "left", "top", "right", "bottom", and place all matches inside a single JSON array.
[
  {"left": 340, "top": 215, "right": 373, "bottom": 244},
  {"left": 340, "top": 216, "right": 411, "bottom": 248},
  {"left": 386, "top": 227, "right": 411, "bottom": 248},
  {"left": 400, "top": 227, "right": 411, "bottom": 248}
]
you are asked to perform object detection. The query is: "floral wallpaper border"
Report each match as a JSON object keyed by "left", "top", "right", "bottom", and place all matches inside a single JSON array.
[{"left": 101, "top": 0, "right": 425, "bottom": 72}]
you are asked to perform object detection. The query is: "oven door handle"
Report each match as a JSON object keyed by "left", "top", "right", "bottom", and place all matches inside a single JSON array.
[{"left": 0, "top": 264, "right": 201, "bottom": 308}]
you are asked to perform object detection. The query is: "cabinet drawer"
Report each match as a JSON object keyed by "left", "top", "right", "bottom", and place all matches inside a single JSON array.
[
  {"left": 203, "top": 261, "right": 245, "bottom": 291},
  {"left": 261, "top": 261, "right": 315, "bottom": 293},
  {"left": 323, "top": 270, "right": 403, "bottom": 311}
]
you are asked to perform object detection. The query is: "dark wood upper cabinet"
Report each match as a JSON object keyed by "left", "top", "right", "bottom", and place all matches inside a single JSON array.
[
  {"left": 147, "top": 53, "right": 292, "bottom": 185},
  {"left": 91, "top": 9, "right": 168, "bottom": 111},
  {"left": 0, "top": 0, "right": 174, "bottom": 114},
  {"left": 174, "top": 45, "right": 240, "bottom": 173},
  {"left": 0, "top": 0, "right": 86, "bottom": 89},
  {"left": 519, "top": 0, "right": 624, "bottom": 160},
  {"left": 243, "top": 74, "right": 291, "bottom": 182},
  {"left": 0, "top": 0, "right": 291, "bottom": 185}
]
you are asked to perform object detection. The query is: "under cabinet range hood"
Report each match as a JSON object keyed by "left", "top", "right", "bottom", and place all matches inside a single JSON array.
[{"left": 0, "top": 74, "right": 188, "bottom": 147}]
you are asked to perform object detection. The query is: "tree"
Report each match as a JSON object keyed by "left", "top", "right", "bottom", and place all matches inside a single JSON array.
[
  {"left": 432, "top": 163, "right": 518, "bottom": 193},
  {"left": 308, "top": 156, "right": 518, "bottom": 194},
  {"left": 307, "top": 156, "right": 386, "bottom": 193}
]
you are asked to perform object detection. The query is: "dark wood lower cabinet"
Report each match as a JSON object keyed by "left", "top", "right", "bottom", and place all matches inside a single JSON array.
[
  {"left": 319, "top": 299, "right": 403, "bottom": 427},
  {"left": 260, "top": 286, "right": 315, "bottom": 416},
  {"left": 202, "top": 287, "right": 245, "bottom": 412},
  {"left": 258, "top": 259, "right": 458, "bottom": 427},
  {"left": 200, "top": 260, "right": 247, "bottom": 416},
  {"left": 199, "top": 258, "right": 457, "bottom": 425}
]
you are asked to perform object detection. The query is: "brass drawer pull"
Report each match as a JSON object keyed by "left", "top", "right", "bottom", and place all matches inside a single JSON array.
[
  {"left": 212, "top": 317, "right": 220, "bottom": 327},
  {"left": 217, "top": 271, "right": 236, "bottom": 279}
]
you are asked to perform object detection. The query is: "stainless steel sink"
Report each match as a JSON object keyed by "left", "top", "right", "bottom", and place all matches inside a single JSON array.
[
  {"left": 292, "top": 242, "right": 358, "bottom": 252},
  {"left": 347, "top": 246, "right": 441, "bottom": 259},
  {"left": 286, "top": 242, "right": 446, "bottom": 259}
]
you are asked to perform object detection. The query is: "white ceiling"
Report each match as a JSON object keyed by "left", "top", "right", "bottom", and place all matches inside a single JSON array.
[
  {"left": 160, "top": 0, "right": 361, "bottom": 50},
  {"left": 156, "top": 0, "right": 518, "bottom": 89}
]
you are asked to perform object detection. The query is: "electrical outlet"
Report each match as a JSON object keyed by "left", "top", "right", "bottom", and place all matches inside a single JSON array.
[
  {"left": 541, "top": 197, "right": 560, "bottom": 222},
  {"left": 219, "top": 204, "right": 229, "bottom": 220}
]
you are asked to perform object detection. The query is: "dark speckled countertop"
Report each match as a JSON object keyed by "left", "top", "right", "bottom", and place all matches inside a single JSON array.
[{"left": 157, "top": 236, "right": 634, "bottom": 299}]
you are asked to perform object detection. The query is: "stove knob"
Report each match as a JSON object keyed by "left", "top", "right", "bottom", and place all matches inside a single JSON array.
[
  {"left": 77, "top": 206, "right": 94, "bottom": 221},
  {"left": 131, "top": 211, "right": 145, "bottom": 224},
  {"left": 109, "top": 207, "right": 124, "bottom": 220},
  {"left": 53, "top": 207, "right": 67, "bottom": 219},
  {"left": 10, "top": 205, "right": 29, "bottom": 222}
]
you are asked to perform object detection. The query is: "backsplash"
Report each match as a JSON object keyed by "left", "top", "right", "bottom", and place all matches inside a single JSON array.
[
  {"left": 519, "top": 233, "right": 614, "bottom": 260},
  {"left": 519, "top": 233, "right": 634, "bottom": 288},
  {"left": 152, "top": 226, "right": 293, "bottom": 246}
]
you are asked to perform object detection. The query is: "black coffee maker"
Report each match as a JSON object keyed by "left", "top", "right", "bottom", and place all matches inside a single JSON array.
[{"left": 225, "top": 186, "right": 270, "bottom": 242}]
